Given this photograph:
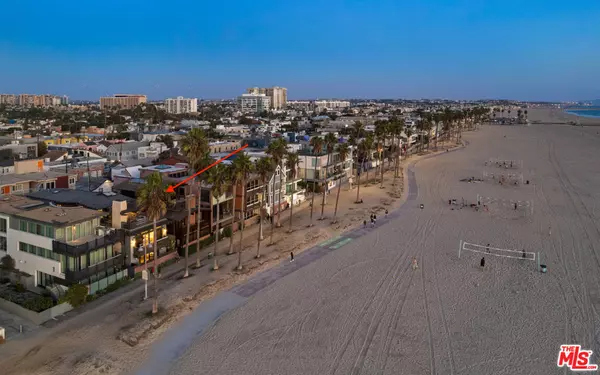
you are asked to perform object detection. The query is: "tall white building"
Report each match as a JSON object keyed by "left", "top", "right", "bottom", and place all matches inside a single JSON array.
[
  {"left": 238, "top": 94, "right": 271, "bottom": 114},
  {"left": 164, "top": 96, "right": 198, "bottom": 114},
  {"left": 247, "top": 86, "right": 287, "bottom": 109}
]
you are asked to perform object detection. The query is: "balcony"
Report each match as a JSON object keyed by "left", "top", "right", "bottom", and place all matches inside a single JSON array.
[
  {"left": 64, "top": 254, "right": 125, "bottom": 282},
  {"left": 122, "top": 216, "right": 169, "bottom": 232},
  {"left": 53, "top": 229, "right": 125, "bottom": 256}
]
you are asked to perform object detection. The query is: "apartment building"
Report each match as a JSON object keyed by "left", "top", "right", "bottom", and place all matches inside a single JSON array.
[
  {"left": 0, "top": 94, "right": 18, "bottom": 105},
  {"left": 238, "top": 94, "right": 271, "bottom": 114},
  {"left": 105, "top": 141, "right": 150, "bottom": 161},
  {"left": 0, "top": 196, "right": 125, "bottom": 290},
  {"left": 0, "top": 159, "right": 77, "bottom": 195},
  {"left": 298, "top": 142, "right": 354, "bottom": 193},
  {"left": 209, "top": 140, "right": 242, "bottom": 154},
  {"left": 247, "top": 86, "right": 287, "bottom": 109},
  {"left": 165, "top": 96, "right": 198, "bottom": 114},
  {"left": 314, "top": 100, "right": 351, "bottom": 112},
  {"left": 100, "top": 94, "right": 147, "bottom": 110}
]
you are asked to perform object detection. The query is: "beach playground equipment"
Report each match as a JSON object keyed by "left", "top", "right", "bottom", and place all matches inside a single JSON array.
[
  {"left": 482, "top": 171, "right": 524, "bottom": 185},
  {"left": 477, "top": 194, "right": 533, "bottom": 217},
  {"left": 459, "top": 240, "right": 537, "bottom": 270},
  {"left": 484, "top": 159, "right": 523, "bottom": 169}
]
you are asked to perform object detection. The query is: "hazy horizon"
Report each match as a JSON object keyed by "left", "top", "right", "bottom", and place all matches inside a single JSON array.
[{"left": 1, "top": 0, "right": 599, "bottom": 102}]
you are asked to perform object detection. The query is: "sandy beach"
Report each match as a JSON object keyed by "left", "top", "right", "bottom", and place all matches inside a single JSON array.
[
  {"left": 527, "top": 107, "right": 600, "bottom": 126},
  {"left": 160, "top": 122, "right": 600, "bottom": 375}
]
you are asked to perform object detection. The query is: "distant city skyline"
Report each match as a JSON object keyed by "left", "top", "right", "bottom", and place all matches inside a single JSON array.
[{"left": 1, "top": 0, "right": 599, "bottom": 102}]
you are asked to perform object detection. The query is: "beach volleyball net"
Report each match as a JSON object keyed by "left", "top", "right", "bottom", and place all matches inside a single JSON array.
[
  {"left": 482, "top": 171, "right": 524, "bottom": 185},
  {"left": 484, "top": 159, "right": 523, "bottom": 169},
  {"left": 477, "top": 194, "right": 533, "bottom": 216},
  {"left": 459, "top": 240, "right": 536, "bottom": 261}
]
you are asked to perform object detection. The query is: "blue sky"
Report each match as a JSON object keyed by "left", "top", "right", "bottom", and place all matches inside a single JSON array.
[{"left": 1, "top": 0, "right": 599, "bottom": 101}]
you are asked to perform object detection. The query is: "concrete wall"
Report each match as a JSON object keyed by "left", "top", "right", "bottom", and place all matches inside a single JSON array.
[
  {"left": 0, "top": 298, "right": 72, "bottom": 325},
  {"left": 8, "top": 228, "right": 62, "bottom": 285}
]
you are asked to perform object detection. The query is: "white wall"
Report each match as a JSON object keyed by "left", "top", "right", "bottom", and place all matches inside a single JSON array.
[{"left": 8, "top": 228, "right": 62, "bottom": 285}]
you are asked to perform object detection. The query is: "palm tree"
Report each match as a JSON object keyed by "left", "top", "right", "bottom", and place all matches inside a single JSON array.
[
  {"left": 355, "top": 140, "right": 367, "bottom": 203},
  {"left": 137, "top": 172, "right": 173, "bottom": 314},
  {"left": 308, "top": 136, "right": 323, "bottom": 226},
  {"left": 350, "top": 121, "right": 365, "bottom": 189},
  {"left": 255, "top": 157, "right": 275, "bottom": 258},
  {"left": 405, "top": 127, "right": 414, "bottom": 156},
  {"left": 285, "top": 151, "right": 300, "bottom": 232},
  {"left": 266, "top": 138, "right": 287, "bottom": 228},
  {"left": 233, "top": 153, "right": 254, "bottom": 270},
  {"left": 206, "top": 164, "right": 229, "bottom": 271},
  {"left": 332, "top": 143, "right": 350, "bottom": 223},
  {"left": 320, "top": 133, "right": 337, "bottom": 220},
  {"left": 227, "top": 160, "right": 241, "bottom": 256},
  {"left": 363, "top": 133, "right": 374, "bottom": 186},
  {"left": 433, "top": 112, "right": 442, "bottom": 150},
  {"left": 180, "top": 128, "right": 210, "bottom": 269},
  {"left": 374, "top": 121, "right": 387, "bottom": 188}
]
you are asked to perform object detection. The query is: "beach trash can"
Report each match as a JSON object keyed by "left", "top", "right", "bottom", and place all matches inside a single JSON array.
[{"left": 540, "top": 264, "right": 547, "bottom": 273}]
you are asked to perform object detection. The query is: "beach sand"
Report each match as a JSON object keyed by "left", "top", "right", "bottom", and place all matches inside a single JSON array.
[
  {"left": 527, "top": 107, "right": 600, "bottom": 126},
  {"left": 164, "top": 123, "right": 600, "bottom": 375}
]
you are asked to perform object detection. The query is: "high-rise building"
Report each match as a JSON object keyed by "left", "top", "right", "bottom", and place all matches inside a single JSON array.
[
  {"left": 0, "top": 94, "right": 17, "bottom": 105},
  {"left": 164, "top": 96, "right": 198, "bottom": 114},
  {"left": 238, "top": 94, "right": 271, "bottom": 114},
  {"left": 246, "top": 86, "right": 287, "bottom": 109},
  {"left": 100, "top": 94, "right": 147, "bottom": 110}
]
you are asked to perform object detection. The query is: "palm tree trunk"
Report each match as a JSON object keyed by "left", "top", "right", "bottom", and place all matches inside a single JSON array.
[
  {"left": 212, "top": 200, "right": 220, "bottom": 270},
  {"left": 309, "top": 179, "right": 316, "bottom": 226},
  {"left": 379, "top": 151, "right": 384, "bottom": 188},
  {"left": 195, "top": 182, "right": 202, "bottom": 268},
  {"left": 237, "top": 180, "right": 245, "bottom": 270},
  {"left": 288, "top": 189, "right": 294, "bottom": 232},
  {"left": 355, "top": 162, "right": 362, "bottom": 202},
  {"left": 333, "top": 175, "right": 342, "bottom": 222},
  {"left": 256, "top": 185, "right": 265, "bottom": 258},
  {"left": 320, "top": 153, "right": 330, "bottom": 220},
  {"left": 276, "top": 163, "right": 283, "bottom": 228},
  {"left": 365, "top": 156, "right": 370, "bottom": 186},
  {"left": 228, "top": 182, "right": 237, "bottom": 255},
  {"left": 270, "top": 176, "right": 275, "bottom": 244},
  {"left": 434, "top": 123, "right": 439, "bottom": 151},
  {"left": 183, "top": 195, "right": 190, "bottom": 278},
  {"left": 152, "top": 219, "right": 158, "bottom": 314}
]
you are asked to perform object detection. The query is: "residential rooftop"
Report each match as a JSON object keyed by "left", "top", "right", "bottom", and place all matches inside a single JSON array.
[
  {"left": 0, "top": 195, "right": 105, "bottom": 225},
  {"left": 27, "top": 189, "right": 135, "bottom": 210},
  {"left": 0, "top": 170, "right": 76, "bottom": 186}
]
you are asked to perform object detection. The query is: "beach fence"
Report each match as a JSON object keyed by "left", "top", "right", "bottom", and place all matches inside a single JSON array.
[
  {"left": 484, "top": 159, "right": 523, "bottom": 169},
  {"left": 477, "top": 194, "right": 533, "bottom": 216},
  {"left": 458, "top": 240, "right": 537, "bottom": 268},
  {"left": 482, "top": 171, "right": 524, "bottom": 185}
]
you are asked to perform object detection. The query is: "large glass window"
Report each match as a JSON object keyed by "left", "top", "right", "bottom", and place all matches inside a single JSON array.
[
  {"left": 0, "top": 218, "right": 6, "bottom": 233},
  {"left": 19, "top": 220, "right": 27, "bottom": 231},
  {"left": 0, "top": 236, "right": 6, "bottom": 251},
  {"left": 107, "top": 244, "right": 113, "bottom": 258},
  {"left": 45, "top": 226, "right": 54, "bottom": 238},
  {"left": 55, "top": 228, "right": 64, "bottom": 240},
  {"left": 28, "top": 222, "right": 36, "bottom": 234}
]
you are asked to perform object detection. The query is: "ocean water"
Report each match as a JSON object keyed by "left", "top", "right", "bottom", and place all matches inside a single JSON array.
[{"left": 566, "top": 107, "right": 600, "bottom": 118}]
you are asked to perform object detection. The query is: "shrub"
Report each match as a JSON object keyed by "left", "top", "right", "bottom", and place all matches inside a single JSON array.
[
  {"left": 63, "top": 284, "right": 89, "bottom": 308},
  {"left": 22, "top": 296, "right": 53, "bottom": 312},
  {"left": 222, "top": 226, "right": 232, "bottom": 238},
  {"left": 105, "top": 277, "right": 130, "bottom": 293},
  {"left": 0, "top": 254, "right": 15, "bottom": 270},
  {"left": 15, "top": 282, "right": 26, "bottom": 293}
]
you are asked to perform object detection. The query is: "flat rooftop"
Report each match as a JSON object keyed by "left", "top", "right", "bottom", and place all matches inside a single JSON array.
[
  {"left": 0, "top": 195, "right": 105, "bottom": 225},
  {"left": 0, "top": 170, "right": 75, "bottom": 186},
  {"left": 141, "top": 164, "right": 188, "bottom": 172}
]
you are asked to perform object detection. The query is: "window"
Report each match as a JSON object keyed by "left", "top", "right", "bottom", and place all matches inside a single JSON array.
[
  {"left": 0, "top": 218, "right": 6, "bottom": 233},
  {"left": 19, "top": 220, "right": 27, "bottom": 231},
  {"left": 36, "top": 223, "right": 44, "bottom": 236},
  {"left": 0, "top": 237, "right": 6, "bottom": 251},
  {"left": 46, "top": 226, "right": 54, "bottom": 238},
  {"left": 55, "top": 228, "right": 64, "bottom": 240},
  {"left": 107, "top": 244, "right": 113, "bottom": 258},
  {"left": 28, "top": 222, "right": 36, "bottom": 234}
]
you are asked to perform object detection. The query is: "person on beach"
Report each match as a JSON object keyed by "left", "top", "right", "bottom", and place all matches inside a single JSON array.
[
  {"left": 370, "top": 214, "right": 374, "bottom": 227},
  {"left": 363, "top": 219, "right": 367, "bottom": 228},
  {"left": 480, "top": 257, "right": 486, "bottom": 269},
  {"left": 412, "top": 257, "right": 419, "bottom": 270},
  {"left": 522, "top": 249, "right": 527, "bottom": 259},
  {"left": 373, "top": 214, "right": 377, "bottom": 225},
  {"left": 514, "top": 202, "right": 518, "bottom": 210},
  {"left": 290, "top": 252, "right": 294, "bottom": 262},
  {"left": 486, "top": 244, "right": 490, "bottom": 253},
  {"left": 549, "top": 226, "right": 551, "bottom": 236},
  {"left": 385, "top": 209, "right": 388, "bottom": 216}
]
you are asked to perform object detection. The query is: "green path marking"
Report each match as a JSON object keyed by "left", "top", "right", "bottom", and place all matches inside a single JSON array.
[
  {"left": 329, "top": 238, "right": 353, "bottom": 249},
  {"left": 319, "top": 236, "right": 341, "bottom": 247}
]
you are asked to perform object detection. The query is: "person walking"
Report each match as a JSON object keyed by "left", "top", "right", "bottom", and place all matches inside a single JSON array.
[
  {"left": 363, "top": 219, "right": 367, "bottom": 228},
  {"left": 486, "top": 243, "right": 490, "bottom": 253},
  {"left": 290, "top": 252, "right": 294, "bottom": 262},
  {"left": 412, "top": 257, "right": 418, "bottom": 270},
  {"left": 385, "top": 209, "right": 388, "bottom": 216},
  {"left": 522, "top": 249, "right": 527, "bottom": 259},
  {"left": 373, "top": 214, "right": 377, "bottom": 225},
  {"left": 480, "top": 257, "right": 485, "bottom": 269}
]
